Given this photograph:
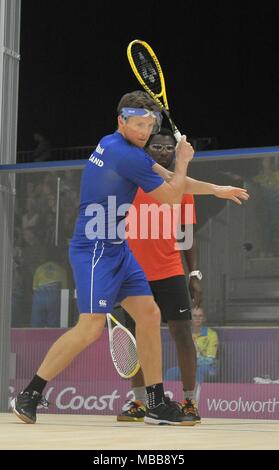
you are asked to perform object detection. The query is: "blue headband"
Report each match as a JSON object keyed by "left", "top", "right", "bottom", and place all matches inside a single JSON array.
[{"left": 120, "top": 107, "right": 162, "bottom": 134}]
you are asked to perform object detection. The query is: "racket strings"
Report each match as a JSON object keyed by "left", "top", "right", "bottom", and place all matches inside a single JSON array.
[
  {"left": 130, "top": 43, "right": 162, "bottom": 95},
  {"left": 111, "top": 326, "right": 138, "bottom": 377}
]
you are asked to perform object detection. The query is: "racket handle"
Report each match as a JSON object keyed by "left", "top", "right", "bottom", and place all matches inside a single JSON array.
[{"left": 173, "top": 129, "right": 182, "bottom": 142}]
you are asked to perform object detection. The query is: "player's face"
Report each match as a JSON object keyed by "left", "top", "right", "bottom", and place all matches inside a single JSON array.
[
  {"left": 146, "top": 134, "right": 175, "bottom": 168},
  {"left": 118, "top": 115, "right": 155, "bottom": 148}
]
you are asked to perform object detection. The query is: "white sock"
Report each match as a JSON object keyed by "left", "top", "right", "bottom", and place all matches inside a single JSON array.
[
  {"left": 183, "top": 389, "right": 195, "bottom": 401},
  {"left": 133, "top": 386, "right": 146, "bottom": 404}
]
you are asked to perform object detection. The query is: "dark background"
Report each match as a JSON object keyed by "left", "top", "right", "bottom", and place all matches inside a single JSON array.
[{"left": 17, "top": 0, "right": 279, "bottom": 151}]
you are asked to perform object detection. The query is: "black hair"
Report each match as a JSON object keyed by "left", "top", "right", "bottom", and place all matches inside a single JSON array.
[{"left": 146, "top": 127, "right": 176, "bottom": 147}]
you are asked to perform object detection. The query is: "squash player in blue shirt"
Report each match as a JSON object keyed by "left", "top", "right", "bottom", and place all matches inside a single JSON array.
[{"left": 11, "top": 91, "right": 249, "bottom": 426}]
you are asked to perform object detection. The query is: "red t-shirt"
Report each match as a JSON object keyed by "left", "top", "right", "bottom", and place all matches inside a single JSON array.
[{"left": 126, "top": 188, "right": 196, "bottom": 281}]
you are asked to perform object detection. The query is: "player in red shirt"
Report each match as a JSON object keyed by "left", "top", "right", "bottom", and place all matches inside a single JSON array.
[{"left": 117, "top": 128, "right": 203, "bottom": 424}]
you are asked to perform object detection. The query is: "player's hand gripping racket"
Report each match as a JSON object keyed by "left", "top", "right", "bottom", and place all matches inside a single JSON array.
[
  {"left": 106, "top": 313, "right": 140, "bottom": 379},
  {"left": 127, "top": 39, "right": 182, "bottom": 142}
]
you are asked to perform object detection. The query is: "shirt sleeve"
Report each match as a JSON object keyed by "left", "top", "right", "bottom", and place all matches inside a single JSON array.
[
  {"left": 117, "top": 148, "right": 164, "bottom": 193},
  {"left": 180, "top": 194, "right": 197, "bottom": 224},
  {"left": 206, "top": 330, "right": 219, "bottom": 358}
]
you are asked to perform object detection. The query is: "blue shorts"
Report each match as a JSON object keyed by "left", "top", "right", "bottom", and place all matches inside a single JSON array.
[{"left": 69, "top": 240, "right": 152, "bottom": 313}]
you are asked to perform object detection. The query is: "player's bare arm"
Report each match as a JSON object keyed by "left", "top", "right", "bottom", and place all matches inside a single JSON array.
[
  {"left": 184, "top": 176, "right": 249, "bottom": 205},
  {"left": 153, "top": 165, "right": 250, "bottom": 205}
]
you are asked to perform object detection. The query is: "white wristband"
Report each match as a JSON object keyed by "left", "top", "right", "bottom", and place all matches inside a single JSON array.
[{"left": 189, "top": 270, "right": 202, "bottom": 280}]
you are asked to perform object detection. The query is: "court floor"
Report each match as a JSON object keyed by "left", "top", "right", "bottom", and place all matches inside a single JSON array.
[{"left": 0, "top": 413, "right": 278, "bottom": 450}]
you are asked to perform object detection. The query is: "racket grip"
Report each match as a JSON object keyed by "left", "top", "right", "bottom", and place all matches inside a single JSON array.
[{"left": 173, "top": 129, "right": 182, "bottom": 142}]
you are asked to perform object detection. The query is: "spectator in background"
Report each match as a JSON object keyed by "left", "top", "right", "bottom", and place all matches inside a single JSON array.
[
  {"left": 191, "top": 306, "right": 219, "bottom": 383},
  {"left": 34, "top": 174, "right": 56, "bottom": 214},
  {"left": 16, "top": 229, "right": 45, "bottom": 327},
  {"left": 166, "top": 306, "right": 219, "bottom": 384},
  {"left": 21, "top": 228, "right": 44, "bottom": 269},
  {"left": 21, "top": 198, "right": 40, "bottom": 232},
  {"left": 31, "top": 249, "right": 68, "bottom": 327},
  {"left": 33, "top": 132, "right": 52, "bottom": 162}
]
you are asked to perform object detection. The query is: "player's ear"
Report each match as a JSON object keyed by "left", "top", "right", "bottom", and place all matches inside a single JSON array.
[{"left": 118, "top": 115, "right": 125, "bottom": 128}]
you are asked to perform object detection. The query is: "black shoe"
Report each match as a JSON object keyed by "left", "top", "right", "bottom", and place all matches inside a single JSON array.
[
  {"left": 181, "top": 399, "right": 201, "bottom": 423},
  {"left": 144, "top": 397, "right": 196, "bottom": 426},
  {"left": 10, "top": 391, "right": 49, "bottom": 424},
  {"left": 117, "top": 400, "right": 146, "bottom": 422}
]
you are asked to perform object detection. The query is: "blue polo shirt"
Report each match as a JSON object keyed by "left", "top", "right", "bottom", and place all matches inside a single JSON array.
[{"left": 71, "top": 131, "right": 164, "bottom": 245}]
